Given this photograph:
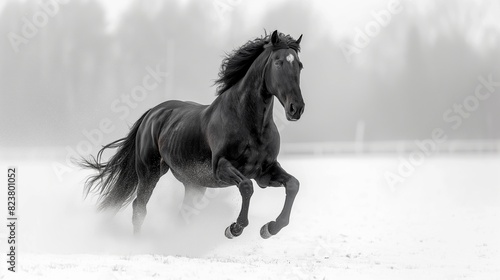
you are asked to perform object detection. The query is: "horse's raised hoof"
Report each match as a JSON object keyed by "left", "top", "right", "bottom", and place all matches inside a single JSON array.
[
  {"left": 224, "top": 222, "right": 243, "bottom": 239},
  {"left": 260, "top": 222, "right": 274, "bottom": 239}
]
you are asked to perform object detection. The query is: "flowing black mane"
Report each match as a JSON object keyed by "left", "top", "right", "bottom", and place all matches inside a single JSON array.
[{"left": 215, "top": 32, "right": 301, "bottom": 95}]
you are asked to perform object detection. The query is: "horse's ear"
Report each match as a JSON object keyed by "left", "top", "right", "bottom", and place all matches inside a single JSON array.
[
  {"left": 271, "top": 30, "right": 280, "bottom": 45},
  {"left": 296, "top": 34, "right": 303, "bottom": 45}
]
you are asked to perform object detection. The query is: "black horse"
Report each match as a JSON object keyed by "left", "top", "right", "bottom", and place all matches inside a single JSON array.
[{"left": 81, "top": 30, "right": 305, "bottom": 239}]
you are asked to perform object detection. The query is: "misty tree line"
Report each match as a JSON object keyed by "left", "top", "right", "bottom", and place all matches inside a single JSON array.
[{"left": 0, "top": 0, "right": 498, "bottom": 147}]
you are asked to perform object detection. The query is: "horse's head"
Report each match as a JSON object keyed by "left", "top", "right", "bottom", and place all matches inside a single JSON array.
[{"left": 264, "top": 30, "right": 305, "bottom": 121}]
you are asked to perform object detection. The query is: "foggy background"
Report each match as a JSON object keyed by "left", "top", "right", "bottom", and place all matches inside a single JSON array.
[
  {"left": 1, "top": 0, "right": 499, "bottom": 155},
  {"left": 1, "top": 1, "right": 500, "bottom": 278}
]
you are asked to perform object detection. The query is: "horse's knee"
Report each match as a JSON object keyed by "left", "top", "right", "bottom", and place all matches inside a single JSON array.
[
  {"left": 285, "top": 177, "right": 299, "bottom": 196},
  {"left": 238, "top": 179, "right": 254, "bottom": 197}
]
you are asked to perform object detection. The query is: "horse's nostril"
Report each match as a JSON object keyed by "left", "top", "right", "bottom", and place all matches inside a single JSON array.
[{"left": 290, "top": 103, "right": 296, "bottom": 114}]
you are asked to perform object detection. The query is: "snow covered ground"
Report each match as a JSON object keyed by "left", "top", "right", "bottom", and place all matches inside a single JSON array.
[{"left": 1, "top": 153, "right": 499, "bottom": 279}]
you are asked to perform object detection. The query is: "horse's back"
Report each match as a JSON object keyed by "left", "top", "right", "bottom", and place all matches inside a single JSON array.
[
  {"left": 145, "top": 100, "right": 208, "bottom": 125},
  {"left": 135, "top": 100, "right": 206, "bottom": 159},
  {"left": 153, "top": 100, "right": 205, "bottom": 112}
]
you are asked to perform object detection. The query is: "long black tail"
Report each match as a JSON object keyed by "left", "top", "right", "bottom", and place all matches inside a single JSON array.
[{"left": 79, "top": 110, "right": 151, "bottom": 211}]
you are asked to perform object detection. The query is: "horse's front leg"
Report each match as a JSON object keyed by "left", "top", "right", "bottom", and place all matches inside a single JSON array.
[
  {"left": 215, "top": 157, "right": 254, "bottom": 239},
  {"left": 256, "top": 162, "right": 300, "bottom": 239}
]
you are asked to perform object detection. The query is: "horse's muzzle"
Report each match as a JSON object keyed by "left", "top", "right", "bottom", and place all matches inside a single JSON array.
[{"left": 286, "top": 102, "right": 305, "bottom": 121}]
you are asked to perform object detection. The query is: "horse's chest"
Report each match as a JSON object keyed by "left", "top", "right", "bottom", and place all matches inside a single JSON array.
[{"left": 234, "top": 140, "right": 275, "bottom": 177}]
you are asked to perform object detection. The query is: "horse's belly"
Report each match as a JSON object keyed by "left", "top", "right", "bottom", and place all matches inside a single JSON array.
[{"left": 170, "top": 161, "right": 226, "bottom": 187}]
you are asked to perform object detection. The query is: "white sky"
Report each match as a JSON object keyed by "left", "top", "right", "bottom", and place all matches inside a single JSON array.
[
  {"left": 96, "top": 0, "right": 392, "bottom": 35},
  {"left": 3, "top": 0, "right": 498, "bottom": 46}
]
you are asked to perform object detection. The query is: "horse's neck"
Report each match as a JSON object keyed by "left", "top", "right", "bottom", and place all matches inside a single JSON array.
[
  {"left": 240, "top": 87, "right": 275, "bottom": 133},
  {"left": 223, "top": 63, "right": 274, "bottom": 134},
  {"left": 241, "top": 58, "right": 276, "bottom": 132}
]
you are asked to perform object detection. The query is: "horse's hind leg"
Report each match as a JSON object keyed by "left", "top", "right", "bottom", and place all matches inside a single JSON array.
[
  {"left": 132, "top": 160, "right": 168, "bottom": 235},
  {"left": 180, "top": 184, "right": 207, "bottom": 224}
]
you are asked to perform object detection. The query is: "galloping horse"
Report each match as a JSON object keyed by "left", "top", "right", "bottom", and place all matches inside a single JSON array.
[{"left": 81, "top": 30, "right": 305, "bottom": 239}]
